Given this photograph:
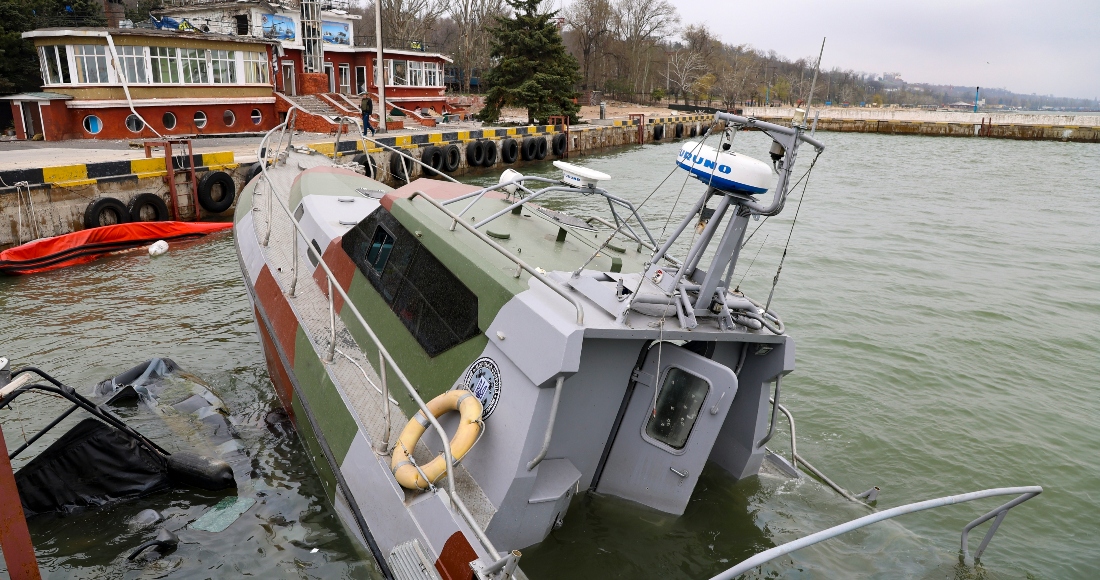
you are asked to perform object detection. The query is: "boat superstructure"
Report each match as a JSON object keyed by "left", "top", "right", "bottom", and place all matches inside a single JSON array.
[{"left": 233, "top": 109, "right": 1042, "bottom": 579}]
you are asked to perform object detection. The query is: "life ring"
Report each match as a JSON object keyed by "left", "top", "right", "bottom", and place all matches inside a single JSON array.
[
  {"left": 466, "top": 140, "right": 486, "bottom": 167},
  {"left": 391, "top": 390, "right": 484, "bottom": 490},
  {"left": 521, "top": 137, "right": 538, "bottom": 161},
  {"left": 500, "top": 139, "right": 519, "bottom": 164},
  {"left": 127, "top": 193, "right": 170, "bottom": 222},
  {"left": 350, "top": 153, "right": 376, "bottom": 179},
  {"left": 197, "top": 171, "right": 236, "bottom": 213},
  {"left": 421, "top": 146, "right": 444, "bottom": 175},
  {"left": 390, "top": 152, "right": 414, "bottom": 181},
  {"left": 551, "top": 133, "right": 567, "bottom": 156},
  {"left": 83, "top": 197, "right": 129, "bottom": 229},
  {"left": 481, "top": 140, "right": 498, "bottom": 167},
  {"left": 442, "top": 144, "right": 462, "bottom": 172},
  {"left": 653, "top": 124, "right": 664, "bottom": 140},
  {"left": 535, "top": 137, "right": 548, "bottom": 160}
]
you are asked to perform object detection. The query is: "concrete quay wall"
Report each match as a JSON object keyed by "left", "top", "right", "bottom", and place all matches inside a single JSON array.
[{"left": 739, "top": 106, "right": 1100, "bottom": 142}]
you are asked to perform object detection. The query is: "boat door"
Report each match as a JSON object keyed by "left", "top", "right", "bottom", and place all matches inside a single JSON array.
[{"left": 596, "top": 343, "right": 737, "bottom": 515}]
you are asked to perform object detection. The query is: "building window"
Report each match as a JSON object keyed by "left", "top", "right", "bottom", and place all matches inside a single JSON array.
[
  {"left": 250, "top": 108, "right": 262, "bottom": 125},
  {"left": 223, "top": 110, "right": 236, "bottom": 126},
  {"left": 83, "top": 115, "right": 103, "bottom": 134},
  {"left": 125, "top": 114, "right": 145, "bottom": 133},
  {"left": 150, "top": 46, "right": 180, "bottom": 84},
  {"left": 408, "top": 60, "right": 423, "bottom": 86},
  {"left": 355, "top": 65, "right": 366, "bottom": 94},
  {"left": 339, "top": 63, "right": 350, "bottom": 94},
  {"left": 242, "top": 51, "right": 269, "bottom": 83},
  {"left": 644, "top": 367, "right": 711, "bottom": 450},
  {"left": 210, "top": 49, "right": 236, "bottom": 83},
  {"left": 424, "top": 62, "right": 439, "bottom": 87},
  {"left": 180, "top": 48, "right": 208, "bottom": 84},
  {"left": 38, "top": 46, "right": 69, "bottom": 85},
  {"left": 388, "top": 59, "right": 406, "bottom": 85},
  {"left": 163, "top": 112, "right": 177, "bottom": 130},
  {"left": 343, "top": 210, "right": 481, "bottom": 357},
  {"left": 117, "top": 45, "right": 148, "bottom": 83},
  {"left": 72, "top": 45, "right": 110, "bottom": 84},
  {"left": 194, "top": 110, "right": 207, "bottom": 128}
]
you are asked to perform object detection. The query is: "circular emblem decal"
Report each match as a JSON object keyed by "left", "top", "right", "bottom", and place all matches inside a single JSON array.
[{"left": 455, "top": 357, "right": 501, "bottom": 419}]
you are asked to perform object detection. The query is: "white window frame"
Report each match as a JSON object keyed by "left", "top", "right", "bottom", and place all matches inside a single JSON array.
[
  {"left": 38, "top": 45, "right": 68, "bottom": 85},
  {"left": 323, "top": 61, "right": 335, "bottom": 92},
  {"left": 116, "top": 45, "right": 150, "bottom": 84},
  {"left": 71, "top": 45, "right": 113, "bottom": 84},
  {"left": 339, "top": 63, "right": 350, "bottom": 94},
  {"left": 179, "top": 47, "right": 209, "bottom": 84},
  {"left": 241, "top": 51, "right": 269, "bottom": 84},
  {"left": 209, "top": 49, "right": 236, "bottom": 84},
  {"left": 355, "top": 65, "right": 366, "bottom": 94},
  {"left": 149, "top": 46, "right": 181, "bottom": 84}
]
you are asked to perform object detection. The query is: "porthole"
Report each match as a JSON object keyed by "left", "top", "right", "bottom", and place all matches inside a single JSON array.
[
  {"left": 223, "top": 110, "right": 236, "bottom": 127},
  {"left": 125, "top": 114, "right": 144, "bottom": 133},
  {"left": 162, "top": 112, "right": 177, "bottom": 131},
  {"left": 194, "top": 111, "right": 207, "bottom": 128},
  {"left": 250, "top": 108, "right": 262, "bottom": 125},
  {"left": 83, "top": 115, "right": 103, "bottom": 134}
]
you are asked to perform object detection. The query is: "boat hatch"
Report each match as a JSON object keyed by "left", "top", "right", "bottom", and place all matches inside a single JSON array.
[{"left": 597, "top": 343, "right": 737, "bottom": 515}]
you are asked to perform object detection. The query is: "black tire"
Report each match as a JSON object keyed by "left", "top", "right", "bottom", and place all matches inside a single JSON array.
[
  {"left": 244, "top": 162, "right": 263, "bottom": 187},
  {"left": 466, "top": 140, "right": 486, "bottom": 167},
  {"left": 350, "top": 153, "right": 376, "bottom": 179},
  {"left": 481, "top": 141, "right": 498, "bottom": 167},
  {"left": 689, "top": 125, "right": 698, "bottom": 138},
  {"left": 653, "top": 124, "right": 664, "bottom": 140},
  {"left": 500, "top": 139, "right": 519, "bottom": 164},
  {"left": 552, "top": 133, "right": 567, "bottom": 156},
  {"left": 521, "top": 137, "right": 538, "bottom": 161},
  {"left": 197, "top": 171, "right": 236, "bottom": 213},
  {"left": 83, "top": 197, "right": 130, "bottom": 229},
  {"left": 389, "top": 152, "right": 414, "bottom": 181},
  {"left": 675, "top": 122, "right": 684, "bottom": 138},
  {"left": 127, "top": 193, "right": 170, "bottom": 222},
  {"left": 421, "top": 146, "right": 444, "bottom": 175},
  {"left": 535, "top": 137, "right": 548, "bottom": 160},
  {"left": 443, "top": 144, "right": 462, "bottom": 172}
]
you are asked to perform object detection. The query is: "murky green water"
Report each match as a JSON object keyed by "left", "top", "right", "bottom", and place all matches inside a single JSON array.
[{"left": 3, "top": 130, "right": 1098, "bottom": 578}]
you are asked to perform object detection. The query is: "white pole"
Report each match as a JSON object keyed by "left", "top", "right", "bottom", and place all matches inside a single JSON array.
[{"left": 374, "top": 0, "right": 386, "bottom": 134}]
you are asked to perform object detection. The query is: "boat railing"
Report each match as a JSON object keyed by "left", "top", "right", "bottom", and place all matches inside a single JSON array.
[
  {"left": 710, "top": 485, "right": 1043, "bottom": 579},
  {"left": 253, "top": 108, "right": 507, "bottom": 568}
]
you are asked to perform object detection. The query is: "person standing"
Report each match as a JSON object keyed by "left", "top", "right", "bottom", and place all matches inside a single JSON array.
[{"left": 361, "top": 94, "right": 376, "bottom": 136}]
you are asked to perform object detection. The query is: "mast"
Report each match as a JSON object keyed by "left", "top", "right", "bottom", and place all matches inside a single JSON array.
[{"left": 374, "top": 0, "right": 387, "bottom": 133}]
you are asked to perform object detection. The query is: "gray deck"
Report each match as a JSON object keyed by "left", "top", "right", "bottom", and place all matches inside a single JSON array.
[{"left": 248, "top": 149, "right": 497, "bottom": 529}]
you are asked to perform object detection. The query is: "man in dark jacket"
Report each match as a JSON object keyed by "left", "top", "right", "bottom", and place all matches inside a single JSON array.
[{"left": 360, "top": 95, "right": 376, "bottom": 136}]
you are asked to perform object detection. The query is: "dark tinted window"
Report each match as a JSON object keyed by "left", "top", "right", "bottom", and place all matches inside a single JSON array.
[
  {"left": 645, "top": 367, "right": 710, "bottom": 450},
  {"left": 344, "top": 209, "right": 480, "bottom": 356}
]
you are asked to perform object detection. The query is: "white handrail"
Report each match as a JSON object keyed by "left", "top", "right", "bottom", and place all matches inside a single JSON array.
[
  {"left": 709, "top": 486, "right": 1042, "bottom": 579},
  {"left": 253, "top": 110, "right": 502, "bottom": 561}
]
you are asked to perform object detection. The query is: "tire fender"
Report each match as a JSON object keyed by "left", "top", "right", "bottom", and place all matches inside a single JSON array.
[
  {"left": 500, "top": 139, "right": 519, "bottom": 164},
  {"left": 466, "top": 140, "right": 485, "bottom": 167},
  {"left": 442, "top": 144, "right": 462, "bottom": 172},
  {"left": 521, "top": 137, "right": 538, "bottom": 161},
  {"left": 197, "top": 171, "right": 236, "bottom": 213},
  {"left": 552, "top": 133, "right": 567, "bottom": 156},
  {"left": 481, "top": 140, "right": 498, "bottom": 167},
  {"left": 83, "top": 197, "right": 130, "bottom": 229},
  {"left": 350, "top": 153, "right": 376, "bottom": 179},
  {"left": 127, "top": 193, "right": 170, "bottom": 222}
]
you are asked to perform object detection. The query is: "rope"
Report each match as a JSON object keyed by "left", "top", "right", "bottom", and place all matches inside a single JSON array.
[{"left": 764, "top": 151, "right": 821, "bottom": 312}]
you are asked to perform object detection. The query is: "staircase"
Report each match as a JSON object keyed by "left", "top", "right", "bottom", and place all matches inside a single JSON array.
[
  {"left": 275, "top": 93, "right": 353, "bottom": 134},
  {"left": 283, "top": 94, "right": 343, "bottom": 119}
]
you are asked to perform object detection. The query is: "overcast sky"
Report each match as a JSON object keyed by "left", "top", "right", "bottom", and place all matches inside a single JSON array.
[{"left": 670, "top": 0, "right": 1100, "bottom": 100}]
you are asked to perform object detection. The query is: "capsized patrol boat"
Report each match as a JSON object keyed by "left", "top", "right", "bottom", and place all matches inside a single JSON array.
[{"left": 233, "top": 109, "right": 1042, "bottom": 579}]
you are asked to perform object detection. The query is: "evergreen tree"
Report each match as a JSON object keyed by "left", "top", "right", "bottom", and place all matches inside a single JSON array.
[
  {"left": 0, "top": 0, "right": 104, "bottom": 94},
  {"left": 477, "top": 0, "right": 580, "bottom": 124}
]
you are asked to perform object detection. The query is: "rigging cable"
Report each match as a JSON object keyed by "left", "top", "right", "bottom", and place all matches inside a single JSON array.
[{"left": 764, "top": 151, "right": 821, "bottom": 312}]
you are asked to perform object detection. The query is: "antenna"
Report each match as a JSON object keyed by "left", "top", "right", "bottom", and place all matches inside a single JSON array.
[{"left": 803, "top": 38, "right": 826, "bottom": 122}]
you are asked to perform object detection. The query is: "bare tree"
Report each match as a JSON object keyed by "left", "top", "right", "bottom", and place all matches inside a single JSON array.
[
  {"left": 377, "top": 0, "right": 447, "bottom": 50},
  {"left": 449, "top": 0, "right": 508, "bottom": 92},
  {"left": 611, "top": 0, "right": 678, "bottom": 93},
  {"left": 667, "top": 50, "right": 703, "bottom": 104},
  {"left": 564, "top": 0, "right": 612, "bottom": 90}
]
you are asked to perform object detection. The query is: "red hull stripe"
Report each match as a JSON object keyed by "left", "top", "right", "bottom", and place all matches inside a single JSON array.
[
  {"left": 254, "top": 303, "right": 296, "bottom": 420},
  {"left": 313, "top": 236, "right": 356, "bottom": 313},
  {"left": 255, "top": 265, "right": 301, "bottom": 368}
]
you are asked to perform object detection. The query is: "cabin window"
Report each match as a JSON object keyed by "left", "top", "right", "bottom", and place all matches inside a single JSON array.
[
  {"left": 150, "top": 46, "right": 180, "bottom": 84},
  {"left": 83, "top": 115, "right": 102, "bottom": 134},
  {"left": 408, "top": 60, "right": 424, "bottom": 86},
  {"left": 343, "top": 210, "right": 481, "bottom": 356},
  {"left": 162, "top": 112, "right": 177, "bottom": 130},
  {"left": 194, "top": 110, "right": 207, "bottom": 128},
  {"left": 644, "top": 367, "right": 710, "bottom": 450},
  {"left": 210, "top": 50, "right": 236, "bottom": 83},
  {"left": 389, "top": 59, "right": 407, "bottom": 85},
  {"left": 223, "top": 110, "right": 236, "bottom": 126},
  {"left": 251, "top": 109, "right": 262, "bottom": 125},
  {"left": 180, "top": 48, "right": 208, "bottom": 83},
  {"left": 366, "top": 227, "right": 395, "bottom": 274},
  {"left": 242, "top": 51, "right": 269, "bottom": 83},
  {"left": 117, "top": 45, "right": 148, "bottom": 83},
  {"left": 72, "top": 45, "right": 110, "bottom": 84}
]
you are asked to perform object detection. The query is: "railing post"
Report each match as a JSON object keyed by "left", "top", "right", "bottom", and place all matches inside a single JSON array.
[
  {"left": 289, "top": 228, "right": 299, "bottom": 297},
  {"left": 376, "top": 351, "right": 390, "bottom": 454},
  {"left": 0, "top": 424, "right": 42, "bottom": 580},
  {"left": 324, "top": 278, "right": 336, "bottom": 363}
]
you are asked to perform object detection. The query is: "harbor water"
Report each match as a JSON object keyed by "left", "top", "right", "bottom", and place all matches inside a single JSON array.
[{"left": 2, "top": 130, "right": 1098, "bottom": 578}]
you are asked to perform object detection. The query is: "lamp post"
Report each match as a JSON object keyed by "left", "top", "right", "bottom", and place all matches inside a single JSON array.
[
  {"left": 374, "top": 0, "right": 386, "bottom": 133},
  {"left": 974, "top": 86, "right": 980, "bottom": 113}
]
